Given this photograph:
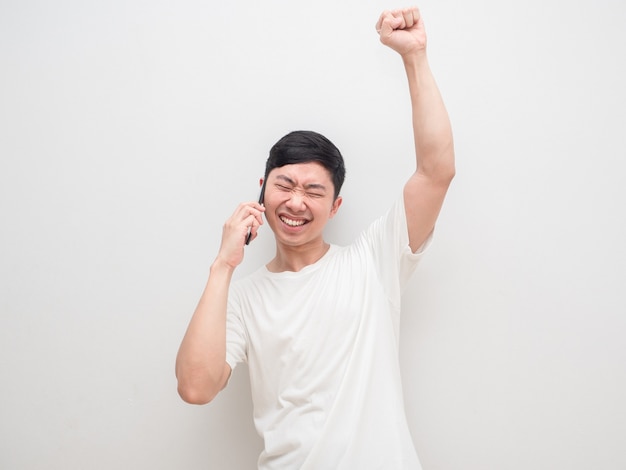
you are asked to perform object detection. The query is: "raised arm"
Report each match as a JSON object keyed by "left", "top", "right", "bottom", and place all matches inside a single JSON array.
[
  {"left": 377, "top": 7, "right": 455, "bottom": 252},
  {"left": 175, "top": 200, "right": 264, "bottom": 404}
]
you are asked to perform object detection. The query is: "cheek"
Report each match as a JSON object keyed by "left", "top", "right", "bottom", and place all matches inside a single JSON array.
[{"left": 263, "top": 191, "right": 281, "bottom": 207}]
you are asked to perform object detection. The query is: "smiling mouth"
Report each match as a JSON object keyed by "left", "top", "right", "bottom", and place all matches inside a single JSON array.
[{"left": 280, "top": 216, "right": 307, "bottom": 227}]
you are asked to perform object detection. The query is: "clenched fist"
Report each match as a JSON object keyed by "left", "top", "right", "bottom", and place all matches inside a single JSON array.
[{"left": 376, "top": 7, "right": 427, "bottom": 57}]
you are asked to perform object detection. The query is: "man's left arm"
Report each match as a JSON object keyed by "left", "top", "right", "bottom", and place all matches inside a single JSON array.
[{"left": 377, "top": 7, "right": 455, "bottom": 252}]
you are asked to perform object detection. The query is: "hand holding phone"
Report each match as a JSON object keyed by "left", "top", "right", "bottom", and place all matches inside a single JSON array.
[{"left": 245, "top": 179, "right": 266, "bottom": 245}]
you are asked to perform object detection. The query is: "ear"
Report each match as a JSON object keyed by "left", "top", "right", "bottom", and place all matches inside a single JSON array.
[{"left": 329, "top": 196, "right": 343, "bottom": 219}]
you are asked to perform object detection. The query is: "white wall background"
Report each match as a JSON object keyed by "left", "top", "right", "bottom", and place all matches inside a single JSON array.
[{"left": 1, "top": 0, "right": 625, "bottom": 468}]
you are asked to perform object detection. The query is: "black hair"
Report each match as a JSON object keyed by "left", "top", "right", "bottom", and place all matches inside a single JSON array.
[{"left": 264, "top": 130, "right": 346, "bottom": 199}]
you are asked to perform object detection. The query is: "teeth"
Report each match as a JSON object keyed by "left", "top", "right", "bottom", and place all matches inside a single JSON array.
[{"left": 280, "top": 216, "right": 306, "bottom": 227}]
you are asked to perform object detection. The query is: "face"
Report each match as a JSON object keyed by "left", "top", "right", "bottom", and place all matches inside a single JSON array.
[{"left": 262, "top": 162, "right": 342, "bottom": 248}]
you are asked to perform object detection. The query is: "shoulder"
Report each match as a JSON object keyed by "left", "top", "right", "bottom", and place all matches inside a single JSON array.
[{"left": 228, "top": 266, "right": 269, "bottom": 301}]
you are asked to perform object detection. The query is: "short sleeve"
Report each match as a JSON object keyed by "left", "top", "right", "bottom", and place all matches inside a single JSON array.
[
  {"left": 225, "top": 286, "right": 248, "bottom": 372},
  {"left": 359, "top": 193, "right": 433, "bottom": 303}
]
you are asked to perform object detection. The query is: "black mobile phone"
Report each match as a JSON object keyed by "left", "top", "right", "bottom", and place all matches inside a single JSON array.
[{"left": 245, "top": 179, "right": 266, "bottom": 245}]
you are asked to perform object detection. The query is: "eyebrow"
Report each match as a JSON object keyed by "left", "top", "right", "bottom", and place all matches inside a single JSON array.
[{"left": 275, "top": 175, "right": 327, "bottom": 191}]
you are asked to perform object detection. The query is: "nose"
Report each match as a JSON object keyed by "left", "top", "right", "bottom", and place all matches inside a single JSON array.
[{"left": 285, "top": 189, "right": 306, "bottom": 211}]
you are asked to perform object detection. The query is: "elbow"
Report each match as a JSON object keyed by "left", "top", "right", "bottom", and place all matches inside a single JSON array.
[
  {"left": 420, "top": 144, "right": 455, "bottom": 185},
  {"left": 440, "top": 145, "right": 456, "bottom": 183},
  {"left": 177, "top": 382, "right": 218, "bottom": 405},
  {"left": 175, "top": 364, "right": 229, "bottom": 405},
  {"left": 444, "top": 162, "right": 456, "bottom": 185},
  {"left": 426, "top": 159, "right": 456, "bottom": 187},
  {"left": 435, "top": 158, "right": 455, "bottom": 183}
]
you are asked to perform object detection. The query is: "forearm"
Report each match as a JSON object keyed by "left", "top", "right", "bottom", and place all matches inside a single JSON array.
[
  {"left": 403, "top": 51, "right": 455, "bottom": 181},
  {"left": 175, "top": 258, "right": 234, "bottom": 404}
]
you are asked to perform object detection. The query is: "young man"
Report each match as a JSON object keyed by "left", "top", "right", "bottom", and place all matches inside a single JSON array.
[{"left": 176, "top": 6, "right": 455, "bottom": 469}]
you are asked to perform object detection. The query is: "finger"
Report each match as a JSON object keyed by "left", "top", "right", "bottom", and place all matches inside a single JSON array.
[
  {"left": 244, "top": 213, "right": 263, "bottom": 244},
  {"left": 250, "top": 215, "right": 264, "bottom": 231},
  {"left": 377, "top": 11, "right": 403, "bottom": 36},
  {"left": 252, "top": 206, "right": 265, "bottom": 226},
  {"left": 412, "top": 7, "right": 420, "bottom": 24},
  {"left": 238, "top": 203, "right": 264, "bottom": 224},
  {"left": 247, "top": 230, "right": 260, "bottom": 244},
  {"left": 242, "top": 221, "right": 260, "bottom": 246},
  {"left": 391, "top": 9, "right": 407, "bottom": 29},
  {"left": 402, "top": 7, "right": 416, "bottom": 28},
  {"left": 249, "top": 222, "right": 261, "bottom": 241},
  {"left": 375, "top": 10, "right": 387, "bottom": 32},
  {"left": 231, "top": 204, "right": 263, "bottom": 242},
  {"left": 243, "top": 210, "right": 264, "bottom": 231}
]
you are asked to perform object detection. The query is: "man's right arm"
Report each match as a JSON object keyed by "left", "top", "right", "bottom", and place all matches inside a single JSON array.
[
  {"left": 175, "top": 259, "right": 235, "bottom": 404},
  {"left": 175, "top": 201, "right": 264, "bottom": 404}
]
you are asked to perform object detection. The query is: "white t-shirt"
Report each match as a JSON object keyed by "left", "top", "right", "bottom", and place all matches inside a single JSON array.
[{"left": 226, "top": 195, "right": 430, "bottom": 470}]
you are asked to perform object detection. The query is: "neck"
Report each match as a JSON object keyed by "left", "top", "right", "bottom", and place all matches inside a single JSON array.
[{"left": 267, "top": 240, "right": 330, "bottom": 273}]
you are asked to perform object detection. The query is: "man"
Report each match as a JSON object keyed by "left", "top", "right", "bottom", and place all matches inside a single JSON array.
[{"left": 176, "top": 6, "right": 454, "bottom": 469}]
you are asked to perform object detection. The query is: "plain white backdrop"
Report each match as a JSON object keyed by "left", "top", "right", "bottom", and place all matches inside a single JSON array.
[{"left": 1, "top": 0, "right": 625, "bottom": 468}]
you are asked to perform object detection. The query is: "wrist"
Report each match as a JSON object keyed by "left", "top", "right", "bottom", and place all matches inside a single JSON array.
[
  {"left": 401, "top": 48, "right": 428, "bottom": 67},
  {"left": 211, "top": 256, "right": 237, "bottom": 276}
]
